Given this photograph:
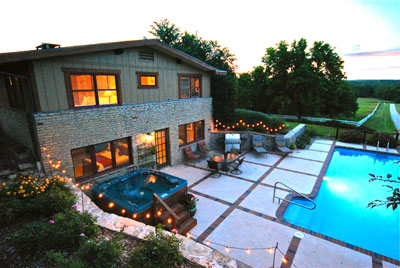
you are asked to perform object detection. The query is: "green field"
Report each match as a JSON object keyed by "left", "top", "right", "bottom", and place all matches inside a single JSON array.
[
  {"left": 396, "top": 104, "right": 400, "bottom": 114},
  {"left": 335, "top": 98, "right": 380, "bottom": 121},
  {"left": 363, "top": 103, "right": 397, "bottom": 133}
]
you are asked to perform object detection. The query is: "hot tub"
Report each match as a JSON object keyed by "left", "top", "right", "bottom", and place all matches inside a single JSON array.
[{"left": 92, "top": 169, "right": 188, "bottom": 224}]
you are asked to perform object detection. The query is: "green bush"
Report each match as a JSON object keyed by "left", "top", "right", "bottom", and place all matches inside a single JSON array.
[
  {"left": 228, "top": 109, "right": 286, "bottom": 133},
  {"left": 295, "top": 134, "right": 311, "bottom": 149},
  {"left": 46, "top": 251, "right": 85, "bottom": 268},
  {"left": 12, "top": 210, "right": 98, "bottom": 255},
  {"left": 128, "top": 227, "right": 183, "bottom": 268},
  {"left": 339, "top": 130, "right": 364, "bottom": 144},
  {"left": 78, "top": 238, "right": 122, "bottom": 268},
  {"left": 366, "top": 132, "right": 396, "bottom": 148},
  {"left": 0, "top": 176, "right": 75, "bottom": 226}
]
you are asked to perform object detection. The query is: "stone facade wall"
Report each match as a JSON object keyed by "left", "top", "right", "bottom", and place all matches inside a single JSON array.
[
  {"left": 33, "top": 98, "right": 213, "bottom": 180},
  {"left": 0, "top": 107, "right": 34, "bottom": 152}
]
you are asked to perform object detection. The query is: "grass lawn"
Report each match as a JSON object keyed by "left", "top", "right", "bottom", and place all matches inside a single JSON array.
[
  {"left": 335, "top": 98, "right": 381, "bottom": 121},
  {"left": 363, "top": 103, "right": 397, "bottom": 133},
  {"left": 396, "top": 104, "right": 400, "bottom": 114},
  {"left": 285, "top": 121, "right": 337, "bottom": 138}
]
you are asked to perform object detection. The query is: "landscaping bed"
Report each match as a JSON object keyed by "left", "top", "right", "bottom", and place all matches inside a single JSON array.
[{"left": 0, "top": 175, "right": 200, "bottom": 268}]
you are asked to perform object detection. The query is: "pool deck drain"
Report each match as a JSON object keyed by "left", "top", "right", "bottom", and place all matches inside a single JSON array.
[{"left": 162, "top": 140, "right": 400, "bottom": 267}]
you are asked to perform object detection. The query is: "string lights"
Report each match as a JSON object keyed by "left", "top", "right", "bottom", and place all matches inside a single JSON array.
[
  {"left": 213, "top": 119, "right": 285, "bottom": 133},
  {"left": 182, "top": 233, "right": 298, "bottom": 268}
]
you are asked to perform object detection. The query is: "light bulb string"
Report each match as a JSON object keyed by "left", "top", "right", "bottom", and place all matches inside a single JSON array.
[{"left": 187, "top": 232, "right": 299, "bottom": 268}]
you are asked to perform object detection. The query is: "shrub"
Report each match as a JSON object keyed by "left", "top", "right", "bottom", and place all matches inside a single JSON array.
[
  {"left": 289, "top": 143, "right": 296, "bottom": 150},
  {"left": 128, "top": 227, "right": 183, "bottom": 268},
  {"left": 339, "top": 130, "right": 363, "bottom": 143},
  {"left": 0, "top": 176, "right": 75, "bottom": 226},
  {"left": 295, "top": 134, "right": 311, "bottom": 149},
  {"left": 367, "top": 132, "right": 396, "bottom": 148},
  {"left": 12, "top": 210, "right": 98, "bottom": 255},
  {"left": 78, "top": 238, "right": 122, "bottom": 268},
  {"left": 46, "top": 251, "right": 85, "bottom": 268},
  {"left": 224, "top": 109, "right": 286, "bottom": 133}
]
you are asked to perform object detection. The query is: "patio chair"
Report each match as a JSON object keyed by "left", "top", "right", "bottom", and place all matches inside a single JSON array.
[
  {"left": 183, "top": 146, "right": 201, "bottom": 166},
  {"left": 230, "top": 147, "right": 240, "bottom": 155},
  {"left": 275, "top": 135, "right": 292, "bottom": 156},
  {"left": 230, "top": 157, "right": 245, "bottom": 175},
  {"left": 198, "top": 141, "right": 212, "bottom": 157},
  {"left": 252, "top": 135, "right": 268, "bottom": 153},
  {"left": 207, "top": 160, "right": 221, "bottom": 178}
]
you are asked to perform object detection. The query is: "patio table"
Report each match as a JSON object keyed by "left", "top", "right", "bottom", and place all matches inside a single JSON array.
[{"left": 211, "top": 153, "right": 238, "bottom": 163}]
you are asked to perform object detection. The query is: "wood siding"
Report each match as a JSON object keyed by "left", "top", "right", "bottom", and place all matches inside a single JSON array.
[{"left": 33, "top": 47, "right": 211, "bottom": 112}]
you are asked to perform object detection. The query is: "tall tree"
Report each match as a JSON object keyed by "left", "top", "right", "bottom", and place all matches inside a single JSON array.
[
  {"left": 261, "top": 38, "right": 354, "bottom": 118},
  {"left": 149, "top": 20, "right": 237, "bottom": 122}
]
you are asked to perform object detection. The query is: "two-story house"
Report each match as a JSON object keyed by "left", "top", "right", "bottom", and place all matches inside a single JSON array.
[{"left": 0, "top": 39, "right": 225, "bottom": 183}]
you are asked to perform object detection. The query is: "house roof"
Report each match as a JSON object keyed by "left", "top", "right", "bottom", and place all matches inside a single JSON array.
[{"left": 0, "top": 39, "right": 226, "bottom": 75}]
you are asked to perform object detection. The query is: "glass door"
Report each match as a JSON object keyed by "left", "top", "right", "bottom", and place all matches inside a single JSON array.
[{"left": 155, "top": 129, "right": 169, "bottom": 169}]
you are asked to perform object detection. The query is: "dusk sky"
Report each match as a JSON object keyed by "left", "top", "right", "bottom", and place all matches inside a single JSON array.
[{"left": 1, "top": 0, "right": 399, "bottom": 80}]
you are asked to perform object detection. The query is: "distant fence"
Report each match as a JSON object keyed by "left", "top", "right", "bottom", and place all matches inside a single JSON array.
[{"left": 266, "top": 102, "right": 381, "bottom": 127}]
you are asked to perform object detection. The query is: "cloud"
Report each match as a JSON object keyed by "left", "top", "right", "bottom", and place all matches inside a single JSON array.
[{"left": 344, "top": 48, "right": 400, "bottom": 57}]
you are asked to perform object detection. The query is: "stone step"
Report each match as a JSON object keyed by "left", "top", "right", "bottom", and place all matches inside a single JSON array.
[{"left": 163, "top": 210, "right": 190, "bottom": 227}]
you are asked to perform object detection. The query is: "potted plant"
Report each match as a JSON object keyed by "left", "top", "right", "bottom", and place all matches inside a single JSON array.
[{"left": 184, "top": 193, "right": 199, "bottom": 217}]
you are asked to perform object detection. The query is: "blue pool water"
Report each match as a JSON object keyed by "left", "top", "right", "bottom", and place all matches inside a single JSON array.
[{"left": 284, "top": 147, "right": 400, "bottom": 260}]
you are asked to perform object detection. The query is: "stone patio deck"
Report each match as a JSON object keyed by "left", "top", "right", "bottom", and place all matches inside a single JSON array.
[{"left": 161, "top": 139, "right": 400, "bottom": 268}]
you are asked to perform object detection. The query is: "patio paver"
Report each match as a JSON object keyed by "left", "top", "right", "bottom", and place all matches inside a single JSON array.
[
  {"left": 309, "top": 142, "right": 332, "bottom": 152},
  {"left": 277, "top": 157, "right": 323, "bottom": 176},
  {"left": 191, "top": 175, "right": 253, "bottom": 203},
  {"left": 161, "top": 164, "right": 210, "bottom": 187},
  {"left": 243, "top": 152, "right": 281, "bottom": 166},
  {"left": 234, "top": 162, "right": 270, "bottom": 182},
  {"left": 383, "top": 260, "right": 400, "bottom": 268},
  {"left": 262, "top": 168, "right": 317, "bottom": 194},
  {"left": 190, "top": 195, "right": 229, "bottom": 237},
  {"left": 239, "top": 184, "right": 287, "bottom": 218},
  {"left": 205, "top": 209, "right": 294, "bottom": 268},
  {"left": 294, "top": 233, "right": 372, "bottom": 268},
  {"left": 291, "top": 149, "right": 328, "bottom": 162}
]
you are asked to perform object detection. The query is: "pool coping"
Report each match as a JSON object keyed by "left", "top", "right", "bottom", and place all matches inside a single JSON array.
[{"left": 275, "top": 141, "right": 400, "bottom": 266}]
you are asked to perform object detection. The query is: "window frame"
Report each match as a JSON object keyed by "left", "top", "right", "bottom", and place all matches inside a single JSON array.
[
  {"left": 62, "top": 68, "right": 122, "bottom": 109},
  {"left": 136, "top": 72, "right": 159, "bottom": 89},
  {"left": 178, "top": 74, "right": 202, "bottom": 99},
  {"left": 71, "top": 137, "right": 133, "bottom": 181},
  {"left": 178, "top": 120, "right": 205, "bottom": 147},
  {"left": 4, "top": 75, "right": 25, "bottom": 110}
]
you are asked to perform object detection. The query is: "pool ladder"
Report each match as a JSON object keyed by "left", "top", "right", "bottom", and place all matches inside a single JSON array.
[
  {"left": 376, "top": 141, "right": 390, "bottom": 154},
  {"left": 272, "top": 182, "right": 316, "bottom": 210}
]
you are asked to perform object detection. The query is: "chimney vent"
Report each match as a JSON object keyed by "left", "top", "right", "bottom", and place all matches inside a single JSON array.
[{"left": 36, "top": 43, "right": 61, "bottom": 50}]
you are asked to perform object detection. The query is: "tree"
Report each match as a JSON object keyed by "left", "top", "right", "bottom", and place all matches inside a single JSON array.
[
  {"left": 149, "top": 20, "right": 237, "bottom": 122},
  {"left": 261, "top": 38, "right": 354, "bottom": 118},
  {"left": 149, "top": 19, "right": 181, "bottom": 46},
  {"left": 368, "top": 161, "right": 400, "bottom": 211}
]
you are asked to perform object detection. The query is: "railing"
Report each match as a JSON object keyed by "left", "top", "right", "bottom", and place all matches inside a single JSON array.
[
  {"left": 377, "top": 140, "right": 380, "bottom": 152},
  {"left": 153, "top": 193, "right": 179, "bottom": 230},
  {"left": 387, "top": 142, "right": 390, "bottom": 153},
  {"left": 272, "top": 182, "right": 316, "bottom": 210}
]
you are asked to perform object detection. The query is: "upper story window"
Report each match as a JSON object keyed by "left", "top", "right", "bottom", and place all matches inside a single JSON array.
[
  {"left": 71, "top": 137, "right": 132, "bottom": 180},
  {"left": 178, "top": 120, "right": 204, "bottom": 147},
  {"left": 3, "top": 75, "right": 34, "bottom": 112},
  {"left": 178, "top": 74, "right": 201, "bottom": 99},
  {"left": 137, "top": 72, "right": 158, "bottom": 89},
  {"left": 63, "top": 68, "right": 121, "bottom": 108}
]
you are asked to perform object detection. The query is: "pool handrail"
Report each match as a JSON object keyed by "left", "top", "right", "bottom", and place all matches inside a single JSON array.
[
  {"left": 272, "top": 182, "right": 316, "bottom": 210},
  {"left": 153, "top": 193, "right": 179, "bottom": 230}
]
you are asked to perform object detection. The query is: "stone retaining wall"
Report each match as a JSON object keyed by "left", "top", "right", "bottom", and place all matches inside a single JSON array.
[
  {"left": 69, "top": 183, "right": 239, "bottom": 268},
  {"left": 283, "top": 124, "right": 306, "bottom": 146}
]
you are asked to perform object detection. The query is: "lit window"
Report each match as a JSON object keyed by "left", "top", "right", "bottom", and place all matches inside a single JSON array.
[
  {"left": 178, "top": 120, "right": 205, "bottom": 147},
  {"left": 137, "top": 72, "right": 158, "bottom": 89},
  {"left": 71, "top": 138, "right": 132, "bottom": 181},
  {"left": 66, "top": 71, "right": 120, "bottom": 108}
]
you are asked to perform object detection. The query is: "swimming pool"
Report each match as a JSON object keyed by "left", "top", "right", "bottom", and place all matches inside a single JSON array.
[{"left": 284, "top": 147, "right": 400, "bottom": 261}]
